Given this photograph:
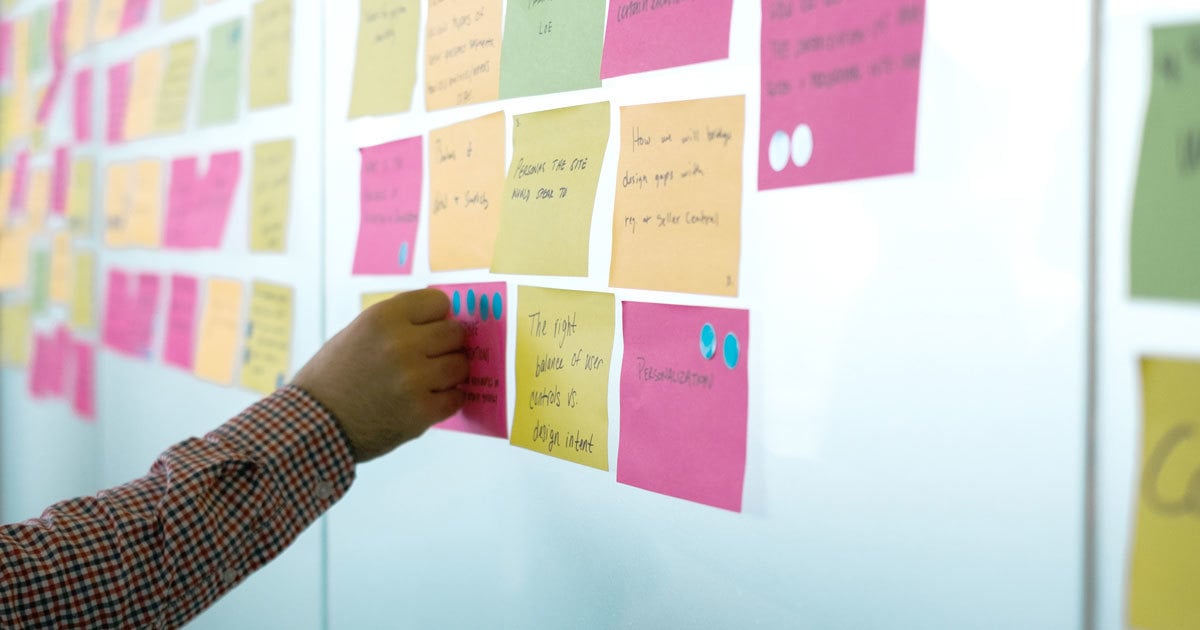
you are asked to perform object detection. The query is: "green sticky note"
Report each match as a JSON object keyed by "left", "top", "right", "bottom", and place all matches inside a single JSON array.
[
  {"left": 29, "top": 7, "right": 50, "bottom": 74},
  {"left": 31, "top": 249, "right": 50, "bottom": 313},
  {"left": 498, "top": 0, "right": 605, "bottom": 99},
  {"left": 199, "top": 18, "right": 245, "bottom": 127},
  {"left": 1131, "top": 22, "right": 1200, "bottom": 302}
]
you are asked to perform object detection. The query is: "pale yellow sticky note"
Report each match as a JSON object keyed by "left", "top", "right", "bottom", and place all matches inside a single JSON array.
[
  {"left": 49, "top": 232, "right": 72, "bottom": 305},
  {"left": 424, "top": 0, "right": 501, "bottom": 110},
  {"left": 249, "top": 0, "right": 293, "bottom": 109},
  {"left": 104, "top": 160, "right": 162, "bottom": 248},
  {"left": 68, "top": 158, "right": 94, "bottom": 235},
  {"left": 125, "top": 48, "right": 165, "bottom": 141},
  {"left": 0, "top": 170, "right": 13, "bottom": 225},
  {"left": 0, "top": 227, "right": 32, "bottom": 290},
  {"left": 92, "top": 0, "right": 125, "bottom": 43},
  {"left": 162, "top": 0, "right": 198, "bottom": 22},
  {"left": 70, "top": 251, "right": 95, "bottom": 330},
  {"left": 0, "top": 94, "right": 15, "bottom": 149},
  {"left": 491, "top": 102, "right": 611, "bottom": 277},
  {"left": 509, "top": 286, "right": 615, "bottom": 470},
  {"left": 360, "top": 291, "right": 396, "bottom": 311},
  {"left": 428, "top": 112, "right": 505, "bottom": 270},
  {"left": 1132, "top": 357, "right": 1200, "bottom": 629},
  {"left": 155, "top": 39, "right": 198, "bottom": 135},
  {"left": 0, "top": 302, "right": 32, "bottom": 367},
  {"left": 249, "top": 139, "right": 293, "bottom": 252},
  {"left": 239, "top": 281, "right": 294, "bottom": 395},
  {"left": 27, "top": 168, "right": 50, "bottom": 231},
  {"left": 66, "top": 0, "right": 92, "bottom": 55},
  {"left": 9, "top": 19, "right": 29, "bottom": 145},
  {"left": 194, "top": 278, "right": 245, "bottom": 385},
  {"left": 348, "top": 0, "right": 420, "bottom": 118},
  {"left": 610, "top": 96, "right": 745, "bottom": 296}
]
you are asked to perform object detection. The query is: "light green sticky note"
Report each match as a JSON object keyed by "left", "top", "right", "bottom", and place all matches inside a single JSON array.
[
  {"left": 31, "top": 249, "right": 50, "bottom": 313},
  {"left": 1131, "top": 22, "right": 1200, "bottom": 301},
  {"left": 29, "top": 7, "right": 50, "bottom": 74},
  {"left": 497, "top": 0, "right": 605, "bottom": 99},
  {"left": 199, "top": 18, "right": 245, "bottom": 126}
]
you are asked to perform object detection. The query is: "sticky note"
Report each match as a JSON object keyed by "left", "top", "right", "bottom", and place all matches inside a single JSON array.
[
  {"left": 199, "top": 19, "right": 244, "bottom": 126},
  {"left": 101, "top": 269, "right": 160, "bottom": 358},
  {"left": 0, "top": 21, "right": 10, "bottom": 78},
  {"left": 431, "top": 282, "right": 508, "bottom": 438},
  {"left": 240, "top": 281, "right": 293, "bottom": 395},
  {"left": 760, "top": 0, "right": 925, "bottom": 189},
  {"left": 104, "top": 160, "right": 162, "bottom": 248},
  {"left": 27, "top": 168, "right": 50, "bottom": 231},
  {"left": 29, "top": 7, "right": 50, "bottom": 73},
  {"left": 161, "top": 0, "right": 197, "bottom": 22},
  {"left": 155, "top": 39, "right": 197, "bottom": 134},
  {"left": 498, "top": 0, "right": 605, "bottom": 99},
  {"left": 35, "top": 72, "right": 63, "bottom": 126},
  {"left": 10, "top": 151, "right": 30, "bottom": 212},
  {"left": 106, "top": 60, "right": 132, "bottom": 144},
  {"left": 124, "top": 48, "right": 164, "bottom": 140},
  {"left": 348, "top": 0, "right": 420, "bottom": 118},
  {"left": 70, "top": 251, "right": 95, "bottom": 330},
  {"left": 31, "top": 249, "right": 50, "bottom": 313},
  {"left": 1130, "top": 23, "right": 1200, "bottom": 302},
  {"left": 50, "top": 232, "right": 72, "bottom": 304},
  {"left": 29, "top": 332, "right": 64, "bottom": 399},
  {"left": 65, "top": 0, "right": 90, "bottom": 54},
  {"left": 163, "top": 274, "right": 199, "bottom": 370},
  {"left": 428, "top": 112, "right": 505, "bottom": 271},
  {"left": 610, "top": 96, "right": 745, "bottom": 296},
  {"left": 71, "top": 340, "right": 96, "bottom": 421},
  {"left": 164, "top": 151, "right": 241, "bottom": 249},
  {"left": 0, "top": 169, "right": 12, "bottom": 224},
  {"left": 424, "top": 0, "right": 501, "bottom": 110},
  {"left": 249, "top": 139, "right": 293, "bottom": 253},
  {"left": 249, "top": 0, "right": 292, "bottom": 109},
  {"left": 0, "top": 227, "right": 31, "bottom": 290},
  {"left": 120, "top": 0, "right": 149, "bottom": 32},
  {"left": 194, "top": 278, "right": 244, "bottom": 385},
  {"left": 0, "top": 303, "right": 32, "bottom": 366},
  {"left": 601, "top": 0, "right": 732, "bottom": 79},
  {"left": 1131, "top": 357, "right": 1200, "bottom": 628},
  {"left": 68, "top": 157, "right": 94, "bottom": 235},
  {"left": 50, "top": 0, "right": 68, "bottom": 72},
  {"left": 51, "top": 146, "right": 70, "bottom": 215},
  {"left": 617, "top": 302, "right": 749, "bottom": 511},
  {"left": 510, "top": 286, "right": 615, "bottom": 470},
  {"left": 354, "top": 136, "right": 421, "bottom": 275},
  {"left": 492, "top": 102, "right": 610, "bottom": 277},
  {"left": 360, "top": 292, "right": 396, "bottom": 312},
  {"left": 73, "top": 68, "right": 92, "bottom": 141}
]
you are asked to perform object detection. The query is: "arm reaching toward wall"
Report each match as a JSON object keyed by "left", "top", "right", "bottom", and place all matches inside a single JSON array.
[{"left": 0, "top": 290, "right": 467, "bottom": 629}]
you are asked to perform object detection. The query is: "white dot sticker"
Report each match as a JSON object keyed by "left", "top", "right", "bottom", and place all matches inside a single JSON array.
[
  {"left": 792, "top": 124, "right": 814, "bottom": 167},
  {"left": 768, "top": 130, "right": 790, "bottom": 172}
]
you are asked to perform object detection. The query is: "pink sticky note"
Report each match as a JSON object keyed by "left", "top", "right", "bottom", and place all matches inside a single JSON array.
[
  {"left": 120, "top": 0, "right": 151, "bottom": 32},
  {"left": 36, "top": 72, "right": 64, "bottom": 124},
  {"left": 431, "top": 282, "right": 508, "bottom": 438},
  {"left": 11, "top": 151, "right": 30, "bottom": 211},
  {"left": 0, "top": 21, "right": 11, "bottom": 79},
  {"left": 601, "top": 0, "right": 733, "bottom": 79},
  {"left": 74, "top": 69, "right": 93, "bottom": 142},
  {"left": 617, "top": 302, "right": 749, "bottom": 512},
  {"left": 47, "top": 325, "right": 71, "bottom": 397},
  {"left": 163, "top": 274, "right": 199, "bottom": 370},
  {"left": 106, "top": 61, "right": 132, "bottom": 145},
  {"left": 51, "top": 0, "right": 67, "bottom": 71},
  {"left": 353, "top": 136, "right": 422, "bottom": 275},
  {"left": 758, "top": 0, "right": 925, "bottom": 189},
  {"left": 71, "top": 341, "right": 96, "bottom": 421},
  {"left": 102, "top": 269, "right": 160, "bottom": 359},
  {"left": 164, "top": 151, "right": 241, "bottom": 249},
  {"left": 51, "top": 147, "right": 70, "bottom": 215},
  {"left": 29, "top": 335, "right": 50, "bottom": 399}
]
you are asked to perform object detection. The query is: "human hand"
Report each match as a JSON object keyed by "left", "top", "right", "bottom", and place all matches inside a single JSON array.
[{"left": 292, "top": 289, "right": 468, "bottom": 463}]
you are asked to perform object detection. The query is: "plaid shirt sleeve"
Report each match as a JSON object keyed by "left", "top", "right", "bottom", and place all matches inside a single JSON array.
[{"left": 0, "top": 386, "right": 356, "bottom": 629}]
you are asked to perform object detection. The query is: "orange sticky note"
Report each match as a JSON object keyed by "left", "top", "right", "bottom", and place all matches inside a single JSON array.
[
  {"left": 27, "top": 168, "right": 50, "bottom": 231},
  {"left": 104, "top": 160, "right": 162, "bottom": 248},
  {"left": 92, "top": 0, "right": 125, "bottom": 42},
  {"left": 424, "top": 0, "right": 501, "bottom": 110},
  {"left": 125, "top": 48, "right": 164, "bottom": 140},
  {"left": 0, "top": 226, "right": 32, "bottom": 290},
  {"left": 428, "top": 112, "right": 505, "bottom": 271},
  {"left": 49, "top": 232, "right": 72, "bottom": 305},
  {"left": 610, "top": 95, "right": 745, "bottom": 296},
  {"left": 193, "top": 277, "right": 244, "bottom": 385}
]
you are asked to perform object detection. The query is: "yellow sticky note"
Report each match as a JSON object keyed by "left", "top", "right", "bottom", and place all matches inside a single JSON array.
[
  {"left": 239, "top": 281, "right": 294, "bottom": 394},
  {"left": 155, "top": 39, "right": 198, "bottom": 135},
  {"left": 125, "top": 48, "right": 165, "bottom": 141},
  {"left": 491, "top": 102, "right": 611, "bottom": 277},
  {"left": 0, "top": 227, "right": 32, "bottom": 290},
  {"left": 194, "top": 278, "right": 245, "bottom": 385},
  {"left": 610, "top": 96, "right": 745, "bottom": 296},
  {"left": 0, "top": 302, "right": 32, "bottom": 367},
  {"left": 249, "top": 139, "right": 294, "bottom": 252},
  {"left": 70, "top": 251, "right": 95, "bottom": 330},
  {"left": 104, "top": 160, "right": 162, "bottom": 248},
  {"left": 1132, "top": 357, "right": 1200, "bottom": 629},
  {"left": 424, "top": 0, "right": 502, "bottom": 110},
  {"left": 49, "top": 232, "right": 72, "bottom": 305},
  {"left": 27, "top": 168, "right": 50, "bottom": 231},
  {"left": 92, "top": 0, "right": 125, "bottom": 43},
  {"left": 66, "top": 0, "right": 92, "bottom": 55},
  {"left": 249, "top": 0, "right": 293, "bottom": 109},
  {"left": 348, "top": 0, "right": 420, "bottom": 118},
  {"left": 428, "top": 112, "right": 505, "bottom": 271},
  {"left": 0, "top": 169, "right": 13, "bottom": 224},
  {"left": 68, "top": 158, "right": 94, "bottom": 235},
  {"left": 162, "top": 0, "right": 198, "bottom": 22},
  {"left": 509, "top": 286, "right": 615, "bottom": 470},
  {"left": 360, "top": 291, "right": 396, "bottom": 312}
]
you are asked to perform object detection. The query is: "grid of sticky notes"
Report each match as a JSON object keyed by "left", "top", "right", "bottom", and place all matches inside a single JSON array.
[{"left": 0, "top": 0, "right": 304, "bottom": 421}]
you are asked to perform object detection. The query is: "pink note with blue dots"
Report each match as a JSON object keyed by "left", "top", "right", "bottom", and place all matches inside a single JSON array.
[{"left": 431, "top": 282, "right": 508, "bottom": 439}]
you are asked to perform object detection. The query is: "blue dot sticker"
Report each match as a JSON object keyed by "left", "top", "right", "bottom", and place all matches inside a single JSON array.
[
  {"left": 480, "top": 293, "right": 490, "bottom": 321},
  {"left": 492, "top": 293, "right": 503, "bottom": 320},
  {"left": 467, "top": 289, "right": 476, "bottom": 315},
  {"left": 723, "top": 333, "right": 740, "bottom": 370},
  {"left": 452, "top": 291, "right": 461, "bottom": 315},
  {"left": 700, "top": 323, "right": 716, "bottom": 360},
  {"left": 398, "top": 242, "right": 410, "bottom": 268}
]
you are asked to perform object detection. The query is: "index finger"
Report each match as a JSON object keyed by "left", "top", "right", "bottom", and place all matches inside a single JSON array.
[{"left": 386, "top": 289, "right": 452, "bottom": 325}]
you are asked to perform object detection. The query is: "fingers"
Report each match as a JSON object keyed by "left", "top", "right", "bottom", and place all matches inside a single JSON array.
[
  {"left": 389, "top": 289, "right": 451, "bottom": 325},
  {"left": 425, "top": 389, "right": 467, "bottom": 423},
  {"left": 424, "top": 352, "right": 470, "bottom": 392},
  {"left": 421, "top": 319, "right": 467, "bottom": 357}
]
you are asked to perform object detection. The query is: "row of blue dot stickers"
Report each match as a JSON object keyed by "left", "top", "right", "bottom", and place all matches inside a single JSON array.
[
  {"left": 452, "top": 289, "right": 505, "bottom": 321},
  {"left": 700, "top": 323, "right": 740, "bottom": 370}
]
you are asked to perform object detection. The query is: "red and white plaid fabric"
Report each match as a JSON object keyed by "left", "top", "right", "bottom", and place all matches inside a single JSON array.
[{"left": 0, "top": 386, "right": 356, "bottom": 629}]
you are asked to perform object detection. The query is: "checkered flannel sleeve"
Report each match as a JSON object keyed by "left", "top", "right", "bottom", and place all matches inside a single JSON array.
[{"left": 0, "top": 386, "right": 356, "bottom": 629}]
